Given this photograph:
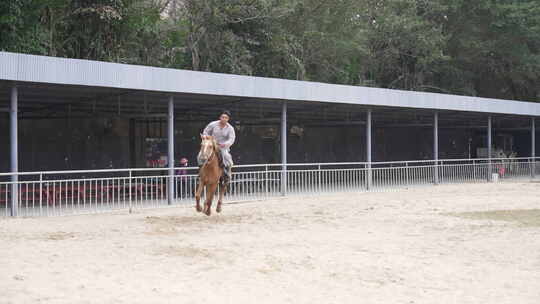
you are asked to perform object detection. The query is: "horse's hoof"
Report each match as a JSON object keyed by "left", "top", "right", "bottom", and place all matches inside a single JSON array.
[
  {"left": 204, "top": 209, "right": 211, "bottom": 216},
  {"left": 196, "top": 205, "right": 202, "bottom": 212},
  {"left": 216, "top": 205, "right": 222, "bottom": 213}
]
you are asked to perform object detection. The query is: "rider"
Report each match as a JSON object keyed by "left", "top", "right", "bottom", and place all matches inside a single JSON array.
[{"left": 201, "top": 110, "right": 236, "bottom": 182}]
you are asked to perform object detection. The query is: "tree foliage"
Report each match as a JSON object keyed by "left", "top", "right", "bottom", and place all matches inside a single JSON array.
[{"left": 1, "top": 0, "right": 538, "bottom": 102}]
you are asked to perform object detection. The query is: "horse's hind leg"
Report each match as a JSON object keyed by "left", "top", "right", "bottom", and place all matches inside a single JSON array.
[
  {"left": 195, "top": 180, "right": 204, "bottom": 212},
  {"left": 216, "top": 181, "right": 228, "bottom": 213},
  {"left": 203, "top": 183, "right": 218, "bottom": 216}
]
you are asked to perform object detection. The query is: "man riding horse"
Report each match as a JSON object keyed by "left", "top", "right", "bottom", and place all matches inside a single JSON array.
[{"left": 199, "top": 110, "right": 236, "bottom": 183}]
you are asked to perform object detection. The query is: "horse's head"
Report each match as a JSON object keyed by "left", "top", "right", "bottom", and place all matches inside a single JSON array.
[{"left": 198, "top": 134, "right": 218, "bottom": 164}]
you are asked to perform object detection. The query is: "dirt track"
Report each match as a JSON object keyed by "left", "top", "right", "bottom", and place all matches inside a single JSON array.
[{"left": 1, "top": 181, "right": 540, "bottom": 304}]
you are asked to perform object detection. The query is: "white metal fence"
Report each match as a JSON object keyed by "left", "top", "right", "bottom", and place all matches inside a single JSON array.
[{"left": 1, "top": 157, "right": 539, "bottom": 217}]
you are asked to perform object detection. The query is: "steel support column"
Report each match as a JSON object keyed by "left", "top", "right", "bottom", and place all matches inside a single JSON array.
[
  {"left": 532, "top": 117, "right": 536, "bottom": 178},
  {"left": 281, "top": 102, "right": 287, "bottom": 196},
  {"left": 366, "top": 109, "right": 372, "bottom": 190},
  {"left": 167, "top": 96, "right": 174, "bottom": 205},
  {"left": 434, "top": 112, "right": 439, "bottom": 185},
  {"left": 10, "top": 85, "right": 18, "bottom": 216},
  {"left": 488, "top": 116, "right": 492, "bottom": 181}
]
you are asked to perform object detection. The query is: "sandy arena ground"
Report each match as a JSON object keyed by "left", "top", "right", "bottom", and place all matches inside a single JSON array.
[{"left": 1, "top": 181, "right": 540, "bottom": 304}]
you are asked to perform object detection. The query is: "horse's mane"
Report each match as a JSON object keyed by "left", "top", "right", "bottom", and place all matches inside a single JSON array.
[{"left": 202, "top": 135, "right": 219, "bottom": 152}]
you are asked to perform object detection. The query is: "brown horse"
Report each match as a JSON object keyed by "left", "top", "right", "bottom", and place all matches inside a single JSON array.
[{"left": 196, "top": 135, "right": 228, "bottom": 216}]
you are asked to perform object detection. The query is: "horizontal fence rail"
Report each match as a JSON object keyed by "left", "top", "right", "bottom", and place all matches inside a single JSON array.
[{"left": 1, "top": 157, "right": 539, "bottom": 217}]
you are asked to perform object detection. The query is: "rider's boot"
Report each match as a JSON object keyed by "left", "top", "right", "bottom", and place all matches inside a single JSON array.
[{"left": 223, "top": 166, "right": 232, "bottom": 184}]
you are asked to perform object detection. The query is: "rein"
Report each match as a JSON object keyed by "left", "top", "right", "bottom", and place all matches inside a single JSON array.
[{"left": 200, "top": 141, "right": 218, "bottom": 170}]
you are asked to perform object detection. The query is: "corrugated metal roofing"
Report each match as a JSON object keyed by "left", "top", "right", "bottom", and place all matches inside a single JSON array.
[{"left": 1, "top": 51, "right": 539, "bottom": 116}]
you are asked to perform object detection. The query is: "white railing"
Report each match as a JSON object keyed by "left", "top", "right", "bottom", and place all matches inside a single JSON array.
[{"left": 1, "top": 157, "right": 539, "bottom": 217}]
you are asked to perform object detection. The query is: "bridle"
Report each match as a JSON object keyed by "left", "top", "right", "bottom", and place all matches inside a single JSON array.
[{"left": 199, "top": 137, "right": 218, "bottom": 169}]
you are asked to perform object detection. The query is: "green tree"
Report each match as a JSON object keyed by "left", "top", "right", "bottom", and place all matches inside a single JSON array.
[
  {"left": 0, "top": 0, "right": 538, "bottom": 102},
  {"left": 0, "top": 0, "right": 49, "bottom": 54},
  {"left": 443, "top": 0, "right": 540, "bottom": 101},
  {"left": 354, "top": 0, "right": 449, "bottom": 91}
]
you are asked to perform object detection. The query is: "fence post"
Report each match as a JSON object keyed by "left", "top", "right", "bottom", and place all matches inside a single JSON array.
[
  {"left": 528, "top": 158, "right": 532, "bottom": 179},
  {"left": 318, "top": 164, "right": 322, "bottom": 192},
  {"left": 128, "top": 170, "right": 133, "bottom": 213},
  {"left": 39, "top": 173, "right": 43, "bottom": 214},
  {"left": 405, "top": 162, "right": 410, "bottom": 186},
  {"left": 265, "top": 165, "right": 269, "bottom": 198},
  {"left": 473, "top": 159, "right": 477, "bottom": 181}
]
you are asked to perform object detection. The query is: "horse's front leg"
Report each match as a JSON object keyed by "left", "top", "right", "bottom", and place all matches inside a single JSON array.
[
  {"left": 195, "top": 179, "right": 204, "bottom": 212},
  {"left": 216, "top": 181, "right": 228, "bottom": 213},
  {"left": 203, "top": 182, "right": 218, "bottom": 216}
]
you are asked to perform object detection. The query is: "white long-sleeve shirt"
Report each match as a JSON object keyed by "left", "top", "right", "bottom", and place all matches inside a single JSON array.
[{"left": 202, "top": 121, "right": 236, "bottom": 149}]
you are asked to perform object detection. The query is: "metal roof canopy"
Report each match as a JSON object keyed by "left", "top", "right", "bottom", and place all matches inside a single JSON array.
[
  {"left": 0, "top": 80, "right": 534, "bottom": 131},
  {"left": 0, "top": 52, "right": 536, "bottom": 132}
]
